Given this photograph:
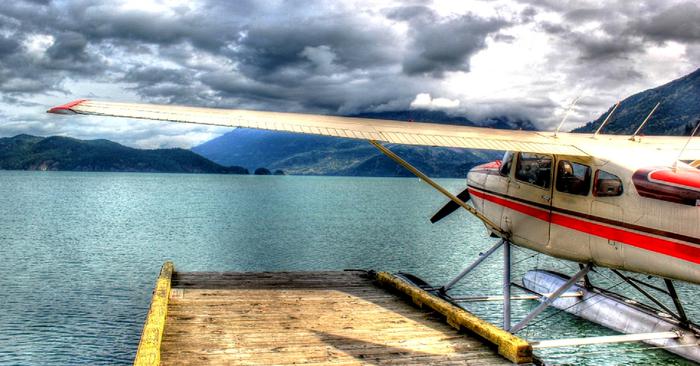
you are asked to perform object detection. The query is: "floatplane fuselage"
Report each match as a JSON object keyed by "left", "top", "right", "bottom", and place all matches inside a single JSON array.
[{"left": 466, "top": 150, "right": 700, "bottom": 285}]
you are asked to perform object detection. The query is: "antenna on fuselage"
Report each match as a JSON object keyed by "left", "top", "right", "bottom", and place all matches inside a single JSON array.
[
  {"left": 673, "top": 120, "right": 700, "bottom": 171},
  {"left": 629, "top": 102, "right": 661, "bottom": 141},
  {"left": 554, "top": 95, "right": 581, "bottom": 137},
  {"left": 593, "top": 101, "right": 620, "bottom": 137}
]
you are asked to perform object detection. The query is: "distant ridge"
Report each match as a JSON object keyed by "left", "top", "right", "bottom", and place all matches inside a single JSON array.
[
  {"left": 193, "top": 109, "right": 534, "bottom": 178},
  {"left": 195, "top": 66, "right": 700, "bottom": 176},
  {"left": 574, "top": 68, "right": 700, "bottom": 135},
  {"left": 351, "top": 110, "right": 536, "bottom": 131},
  {"left": 0, "top": 134, "right": 248, "bottom": 174}
]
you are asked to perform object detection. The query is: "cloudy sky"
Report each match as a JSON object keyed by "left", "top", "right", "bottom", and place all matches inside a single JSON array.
[{"left": 1, "top": 0, "right": 699, "bottom": 148}]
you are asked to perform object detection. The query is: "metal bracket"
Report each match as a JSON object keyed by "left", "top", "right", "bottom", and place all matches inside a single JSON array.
[{"left": 580, "top": 263, "right": 594, "bottom": 290}]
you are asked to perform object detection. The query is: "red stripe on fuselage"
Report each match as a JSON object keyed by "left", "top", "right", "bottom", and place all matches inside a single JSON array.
[
  {"left": 469, "top": 188, "right": 550, "bottom": 221},
  {"left": 468, "top": 187, "right": 700, "bottom": 265}
]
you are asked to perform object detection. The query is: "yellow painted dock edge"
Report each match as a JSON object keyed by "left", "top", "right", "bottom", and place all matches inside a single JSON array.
[
  {"left": 134, "top": 261, "right": 174, "bottom": 366},
  {"left": 374, "top": 271, "right": 533, "bottom": 364}
]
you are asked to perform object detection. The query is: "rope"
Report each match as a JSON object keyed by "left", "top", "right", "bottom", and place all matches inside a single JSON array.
[{"left": 512, "top": 252, "right": 540, "bottom": 266}]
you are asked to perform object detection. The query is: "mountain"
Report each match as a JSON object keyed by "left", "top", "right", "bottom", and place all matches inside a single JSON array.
[
  {"left": 351, "top": 110, "right": 536, "bottom": 131},
  {"left": 0, "top": 134, "right": 248, "bottom": 174},
  {"left": 192, "top": 109, "right": 534, "bottom": 178},
  {"left": 573, "top": 68, "right": 700, "bottom": 135}
]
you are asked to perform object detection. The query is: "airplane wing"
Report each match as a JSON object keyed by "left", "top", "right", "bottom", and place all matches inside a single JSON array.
[
  {"left": 47, "top": 100, "right": 588, "bottom": 156},
  {"left": 47, "top": 99, "right": 700, "bottom": 159}
]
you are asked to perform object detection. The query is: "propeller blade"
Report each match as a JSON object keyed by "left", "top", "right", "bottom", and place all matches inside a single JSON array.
[{"left": 430, "top": 188, "right": 471, "bottom": 223}]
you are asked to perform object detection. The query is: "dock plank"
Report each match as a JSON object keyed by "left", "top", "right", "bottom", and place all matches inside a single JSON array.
[{"left": 159, "top": 270, "right": 512, "bottom": 365}]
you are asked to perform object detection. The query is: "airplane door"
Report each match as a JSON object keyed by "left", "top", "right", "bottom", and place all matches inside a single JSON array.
[
  {"left": 549, "top": 158, "right": 594, "bottom": 262},
  {"left": 589, "top": 169, "right": 626, "bottom": 268},
  {"left": 504, "top": 152, "right": 553, "bottom": 252},
  {"left": 483, "top": 151, "right": 514, "bottom": 228}
]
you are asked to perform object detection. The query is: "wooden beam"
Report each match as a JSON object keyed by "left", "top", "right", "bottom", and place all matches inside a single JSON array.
[
  {"left": 134, "top": 261, "right": 174, "bottom": 366},
  {"left": 374, "top": 271, "right": 532, "bottom": 364}
]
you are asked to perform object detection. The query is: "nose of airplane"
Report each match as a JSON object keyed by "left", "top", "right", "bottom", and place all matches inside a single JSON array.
[{"left": 467, "top": 160, "right": 503, "bottom": 188}]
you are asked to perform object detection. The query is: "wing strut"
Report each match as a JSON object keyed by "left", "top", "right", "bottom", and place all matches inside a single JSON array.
[{"left": 368, "top": 140, "right": 506, "bottom": 238}]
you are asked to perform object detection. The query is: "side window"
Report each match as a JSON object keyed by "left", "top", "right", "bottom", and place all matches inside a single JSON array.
[
  {"left": 556, "top": 160, "right": 591, "bottom": 196},
  {"left": 594, "top": 170, "right": 624, "bottom": 197},
  {"left": 500, "top": 151, "right": 514, "bottom": 177},
  {"left": 515, "top": 153, "right": 552, "bottom": 188}
]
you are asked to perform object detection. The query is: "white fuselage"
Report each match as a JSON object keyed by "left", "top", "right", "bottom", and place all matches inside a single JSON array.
[{"left": 467, "top": 152, "right": 700, "bottom": 284}]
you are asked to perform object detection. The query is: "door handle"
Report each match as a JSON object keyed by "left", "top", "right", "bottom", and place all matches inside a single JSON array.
[{"left": 541, "top": 194, "right": 551, "bottom": 201}]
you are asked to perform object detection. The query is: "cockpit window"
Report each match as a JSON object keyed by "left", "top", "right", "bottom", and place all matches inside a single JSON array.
[
  {"left": 594, "top": 170, "right": 624, "bottom": 197},
  {"left": 515, "top": 153, "right": 552, "bottom": 188},
  {"left": 556, "top": 160, "right": 591, "bottom": 196},
  {"left": 500, "top": 151, "right": 514, "bottom": 177}
]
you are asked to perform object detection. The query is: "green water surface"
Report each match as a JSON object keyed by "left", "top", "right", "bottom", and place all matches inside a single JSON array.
[{"left": 0, "top": 171, "right": 695, "bottom": 365}]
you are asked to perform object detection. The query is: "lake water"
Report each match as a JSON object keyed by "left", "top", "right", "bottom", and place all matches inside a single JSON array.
[{"left": 0, "top": 171, "right": 695, "bottom": 365}]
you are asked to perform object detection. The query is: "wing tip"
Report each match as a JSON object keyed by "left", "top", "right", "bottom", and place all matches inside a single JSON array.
[{"left": 47, "top": 99, "right": 89, "bottom": 114}]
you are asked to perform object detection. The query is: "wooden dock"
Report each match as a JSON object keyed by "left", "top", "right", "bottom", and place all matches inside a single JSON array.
[{"left": 135, "top": 262, "right": 531, "bottom": 365}]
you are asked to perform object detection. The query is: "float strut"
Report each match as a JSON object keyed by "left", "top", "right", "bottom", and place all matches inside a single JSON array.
[
  {"left": 510, "top": 263, "right": 593, "bottom": 333},
  {"left": 611, "top": 269, "right": 682, "bottom": 323},
  {"left": 580, "top": 263, "right": 593, "bottom": 290},
  {"left": 665, "top": 279, "right": 689, "bottom": 326},
  {"left": 503, "top": 240, "right": 512, "bottom": 331},
  {"left": 440, "top": 240, "right": 504, "bottom": 293}
]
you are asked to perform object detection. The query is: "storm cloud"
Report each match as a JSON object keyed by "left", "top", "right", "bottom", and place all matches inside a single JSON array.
[
  {"left": 632, "top": 2, "right": 700, "bottom": 43},
  {"left": 0, "top": 0, "right": 698, "bottom": 147},
  {"left": 400, "top": 11, "right": 509, "bottom": 77}
]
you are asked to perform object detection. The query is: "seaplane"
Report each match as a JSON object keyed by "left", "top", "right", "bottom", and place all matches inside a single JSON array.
[{"left": 48, "top": 99, "right": 700, "bottom": 363}]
